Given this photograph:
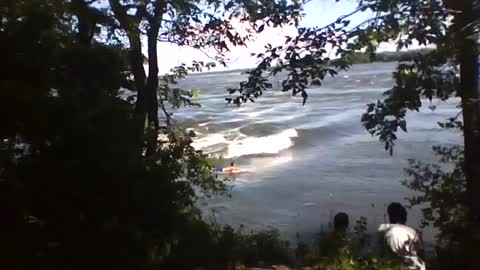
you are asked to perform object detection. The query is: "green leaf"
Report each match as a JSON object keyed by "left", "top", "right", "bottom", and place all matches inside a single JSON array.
[{"left": 258, "top": 24, "right": 265, "bottom": 32}]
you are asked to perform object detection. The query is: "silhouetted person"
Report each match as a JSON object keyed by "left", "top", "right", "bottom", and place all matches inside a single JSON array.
[
  {"left": 333, "top": 212, "right": 349, "bottom": 233},
  {"left": 317, "top": 212, "right": 350, "bottom": 258},
  {"left": 378, "top": 203, "right": 426, "bottom": 270},
  {"left": 387, "top": 202, "right": 407, "bottom": 224}
]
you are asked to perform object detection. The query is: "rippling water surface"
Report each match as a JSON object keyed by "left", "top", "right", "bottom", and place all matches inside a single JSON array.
[{"left": 173, "top": 62, "right": 461, "bottom": 241}]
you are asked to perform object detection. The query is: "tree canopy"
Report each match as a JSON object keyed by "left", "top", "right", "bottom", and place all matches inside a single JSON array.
[{"left": 0, "top": 0, "right": 304, "bottom": 269}]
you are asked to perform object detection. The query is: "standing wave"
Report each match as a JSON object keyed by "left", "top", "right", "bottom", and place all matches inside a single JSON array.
[{"left": 225, "top": 129, "right": 298, "bottom": 158}]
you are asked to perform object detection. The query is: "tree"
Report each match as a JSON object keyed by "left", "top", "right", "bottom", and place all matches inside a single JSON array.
[
  {"left": 403, "top": 145, "right": 469, "bottom": 269},
  {"left": 0, "top": 0, "right": 307, "bottom": 269},
  {"left": 445, "top": 0, "right": 480, "bottom": 231}
]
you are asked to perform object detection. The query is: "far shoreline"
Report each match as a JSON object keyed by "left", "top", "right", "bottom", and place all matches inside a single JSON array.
[{"left": 186, "top": 48, "right": 433, "bottom": 76}]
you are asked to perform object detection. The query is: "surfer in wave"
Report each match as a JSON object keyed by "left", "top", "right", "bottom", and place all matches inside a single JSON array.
[{"left": 214, "top": 161, "right": 248, "bottom": 174}]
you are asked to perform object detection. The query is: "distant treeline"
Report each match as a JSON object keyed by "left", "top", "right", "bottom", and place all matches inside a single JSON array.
[
  {"left": 345, "top": 48, "right": 434, "bottom": 64},
  {"left": 190, "top": 49, "right": 433, "bottom": 76}
]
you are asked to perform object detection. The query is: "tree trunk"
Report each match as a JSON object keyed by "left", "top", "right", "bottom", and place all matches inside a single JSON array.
[
  {"left": 129, "top": 34, "right": 147, "bottom": 117},
  {"left": 144, "top": 22, "right": 160, "bottom": 157},
  {"left": 144, "top": 2, "right": 165, "bottom": 157},
  {"left": 109, "top": 0, "right": 165, "bottom": 157},
  {"left": 455, "top": 1, "right": 480, "bottom": 269},
  {"left": 457, "top": 1, "right": 480, "bottom": 223},
  {"left": 71, "top": 0, "right": 93, "bottom": 46},
  {"left": 108, "top": 0, "right": 148, "bottom": 157},
  {"left": 129, "top": 33, "right": 148, "bottom": 156}
]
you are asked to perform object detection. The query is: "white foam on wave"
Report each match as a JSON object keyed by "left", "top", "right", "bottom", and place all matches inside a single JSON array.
[
  {"left": 190, "top": 133, "right": 227, "bottom": 150},
  {"left": 190, "top": 128, "right": 299, "bottom": 159},
  {"left": 225, "top": 129, "right": 298, "bottom": 158}
]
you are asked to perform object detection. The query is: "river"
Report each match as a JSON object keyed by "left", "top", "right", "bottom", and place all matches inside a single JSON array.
[{"left": 173, "top": 62, "right": 462, "bottom": 243}]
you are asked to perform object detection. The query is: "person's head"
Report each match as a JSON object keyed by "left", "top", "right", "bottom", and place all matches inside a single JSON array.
[
  {"left": 333, "top": 212, "right": 349, "bottom": 232},
  {"left": 387, "top": 202, "right": 407, "bottom": 224},
  {"left": 230, "top": 161, "right": 234, "bottom": 166}
]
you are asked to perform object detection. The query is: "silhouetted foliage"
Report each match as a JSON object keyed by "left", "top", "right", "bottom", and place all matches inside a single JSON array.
[
  {"left": 403, "top": 145, "right": 473, "bottom": 270},
  {"left": 0, "top": 0, "right": 302, "bottom": 269}
]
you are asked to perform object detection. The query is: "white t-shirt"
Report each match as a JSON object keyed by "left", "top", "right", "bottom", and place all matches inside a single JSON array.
[{"left": 378, "top": 224, "right": 426, "bottom": 270}]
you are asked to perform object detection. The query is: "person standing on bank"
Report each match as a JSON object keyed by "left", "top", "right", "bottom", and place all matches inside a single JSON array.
[{"left": 378, "top": 203, "right": 426, "bottom": 270}]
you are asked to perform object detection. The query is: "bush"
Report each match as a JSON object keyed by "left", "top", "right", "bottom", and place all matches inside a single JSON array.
[{"left": 163, "top": 221, "right": 292, "bottom": 269}]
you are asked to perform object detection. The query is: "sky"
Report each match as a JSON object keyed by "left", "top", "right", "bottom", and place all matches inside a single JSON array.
[{"left": 154, "top": 0, "right": 392, "bottom": 74}]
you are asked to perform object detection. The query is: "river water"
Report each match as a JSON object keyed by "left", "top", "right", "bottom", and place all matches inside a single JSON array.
[{"left": 173, "top": 62, "right": 461, "bottom": 242}]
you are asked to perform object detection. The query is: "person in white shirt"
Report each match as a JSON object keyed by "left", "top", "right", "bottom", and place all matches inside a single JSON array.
[{"left": 378, "top": 203, "right": 426, "bottom": 270}]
